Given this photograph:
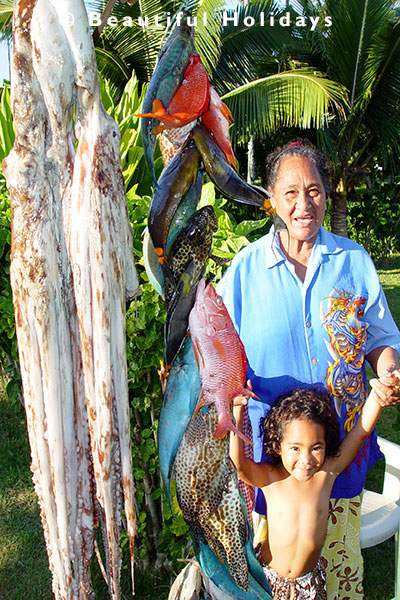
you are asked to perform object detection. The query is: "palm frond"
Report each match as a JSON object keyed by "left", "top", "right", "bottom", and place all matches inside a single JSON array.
[
  {"left": 193, "top": 0, "right": 225, "bottom": 76},
  {"left": 210, "top": 0, "right": 294, "bottom": 94},
  {"left": 222, "top": 68, "right": 349, "bottom": 144},
  {"left": 312, "top": 0, "right": 394, "bottom": 96},
  {"left": 359, "top": 19, "right": 400, "bottom": 157},
  {"left": 0, "top": 0, "right": 12, "bottom": 41}
]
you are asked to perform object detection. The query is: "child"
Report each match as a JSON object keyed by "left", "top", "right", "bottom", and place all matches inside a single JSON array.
[{"left": 230, "top": 382, "right": 396, "bottom": 600}]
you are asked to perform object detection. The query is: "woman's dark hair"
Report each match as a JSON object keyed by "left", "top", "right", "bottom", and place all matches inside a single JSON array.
[
  {"left": 260, "top": 387, "right": 341, "bottom": 465},
  {"left": 266, "top": 139, "right": 331, "bottom": 196}
]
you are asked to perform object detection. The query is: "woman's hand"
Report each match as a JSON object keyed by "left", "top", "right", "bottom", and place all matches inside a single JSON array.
[{"left": 369, "top": 369, "right": 400, "bottom": 407}]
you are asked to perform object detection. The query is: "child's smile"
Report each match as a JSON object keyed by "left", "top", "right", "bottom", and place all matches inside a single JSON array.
[{"left": 278, "top": 418, "right": 327, "bottom": 482}]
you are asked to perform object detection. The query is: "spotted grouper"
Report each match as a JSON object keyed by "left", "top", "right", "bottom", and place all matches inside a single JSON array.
[
  {"left": 188, "top": 278, "right": 253, "bottom": 443},
  {"left": 174, "top": 405, "right": 249, "bottom": 591}
]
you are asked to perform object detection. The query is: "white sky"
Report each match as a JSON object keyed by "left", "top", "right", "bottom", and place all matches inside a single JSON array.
[{"left": 0, "top": 39, "right": 10, "bottom": 84}]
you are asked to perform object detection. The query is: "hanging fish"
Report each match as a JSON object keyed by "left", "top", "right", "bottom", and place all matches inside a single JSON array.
[
  {"left": 174, "top": 406, "right": 248, "bottom": 590},
  {"left": 188, "top": 279, "right": 254, "bottom": 443},
  {"left": 164, "top": 205, "right": 218, "bottom": 304},
  {"left": 174, "top": 405, "right": 272, "bottom": 598},
  {"left": 140, "top": 24, "right": 195, "bottom": 185},
  {"left": 147, "top": 138, "right": 200, "bottom": 263},
  {"left": 139, "top": 54, "right": 210, "bottom": 132},
  {"left": 201, "top": 85, "right": 236, "bottom": 168},
  {"left": 158, "top": 337, "right": 201, "bottom": 508},
  {"left": 195, "top": 534, "right": 273, "bottom": 600},
  {"left": 163, "top": 206, "right": 219, "bottom": 368},
  {"left": 192, "top": 125, "right": 272, "bottom": 211}
]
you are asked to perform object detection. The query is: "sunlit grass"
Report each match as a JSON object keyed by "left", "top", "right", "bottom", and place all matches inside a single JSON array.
[{"left": 362, "top": 255, "right": 400, "bottom": 600}]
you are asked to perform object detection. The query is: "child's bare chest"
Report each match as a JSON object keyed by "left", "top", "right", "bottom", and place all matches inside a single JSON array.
[{"left": 261, "top": 471, "right": 332, "bottom": 562}]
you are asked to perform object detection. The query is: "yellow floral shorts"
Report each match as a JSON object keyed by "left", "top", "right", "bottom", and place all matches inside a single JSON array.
[{"left": 321, "top": 496, "right": 364, "bottom": 600}]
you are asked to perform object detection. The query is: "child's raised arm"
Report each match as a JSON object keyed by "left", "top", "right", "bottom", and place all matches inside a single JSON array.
[
  {"left": 230, "top": 384, "right": 273, "bottom": 488},
  {"left": 331, "top": 376, "right": 396, "bottom": 475}
]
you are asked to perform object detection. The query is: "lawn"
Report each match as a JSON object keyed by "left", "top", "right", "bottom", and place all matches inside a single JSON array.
[
  {"left": 0, "top": 256, "right": 399, "bottom": 600},
  {"left": 362, "top": 255, "right": 400, "bottom": 600}
]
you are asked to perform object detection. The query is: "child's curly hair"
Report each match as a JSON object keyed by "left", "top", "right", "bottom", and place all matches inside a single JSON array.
[{"left": 260, "top": 387, "right": 341, "bottom": 465}]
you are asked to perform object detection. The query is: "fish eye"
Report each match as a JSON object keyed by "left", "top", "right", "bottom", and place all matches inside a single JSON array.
[{"left": 215, "top": 295, "right": 223, "bottom": 305}]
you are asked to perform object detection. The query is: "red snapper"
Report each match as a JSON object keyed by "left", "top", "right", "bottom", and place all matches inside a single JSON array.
[{"left": 189, "top": 278, "right": 253, "bottom": 443}]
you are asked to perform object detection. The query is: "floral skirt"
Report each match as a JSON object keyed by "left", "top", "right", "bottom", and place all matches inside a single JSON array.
[{"left": 321, "top": 496, "right": 364, "bottom": 600}]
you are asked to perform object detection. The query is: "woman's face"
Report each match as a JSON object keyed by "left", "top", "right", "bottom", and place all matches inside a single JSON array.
[{"left": 269, "top": 155, "right": 327, "bottom": 244}]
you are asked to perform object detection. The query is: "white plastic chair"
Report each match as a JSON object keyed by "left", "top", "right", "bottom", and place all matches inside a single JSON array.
[{"left": 361, "top": 436, "right": 400, "bottom": 600}]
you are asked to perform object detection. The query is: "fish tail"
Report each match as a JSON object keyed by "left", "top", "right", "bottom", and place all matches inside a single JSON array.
[
  {"left": 214, "top": 414, "right": 253, "bottom": 445},
  {"left": 239, "top": 385, "right": 260, "bottom": 401}
]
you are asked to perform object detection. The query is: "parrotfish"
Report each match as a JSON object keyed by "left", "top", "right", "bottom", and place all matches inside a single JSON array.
[
  {"left": 192, "top": 125, "right": 272, "bottom": 212},
  {"left": 188, "top": 278, "right": 254, "bottom": 443},
  {"left": 140, "top": 24, "right": 195, "bottom": 185},
  {"left": 158, "top": 336, "right": 201, "bottom": 508},
  {"left": 147, "top": 138, "right": 200, "bottom": 262}
]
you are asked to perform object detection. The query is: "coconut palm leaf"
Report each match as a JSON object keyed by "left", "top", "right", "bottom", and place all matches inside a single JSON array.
[
  {"left": 310, "top": 0, "right": 394, "bottom": 96},
  {"left": 209, "top": 0, "right": 296, "bottom": 94},
  {"left": 222, "top": 68, "right": 349, "bottom": 143},
  {"left": 193, "top": 0, "right": 225, "bottom": 76},
  {"left": 356, "top": 19, "right": 400, "bottom": 155},
  {"left": 88, "top": 0, "right": 180, "bottom": 97},
  {"left": 0, "top": 0, "right": 12, "bottom": 40}
]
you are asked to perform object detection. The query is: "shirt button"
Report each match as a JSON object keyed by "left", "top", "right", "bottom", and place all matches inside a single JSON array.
[
  {"left": 312, "top": 358, "right": 318, "bottom": 364},
  {"left": 306, "top": 321, "right": 311, "bottom": 328}
]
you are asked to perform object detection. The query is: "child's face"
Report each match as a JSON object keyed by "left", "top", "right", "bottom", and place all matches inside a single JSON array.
[{"left": 278, "top": 418, "right": 326, "bottom": 482}]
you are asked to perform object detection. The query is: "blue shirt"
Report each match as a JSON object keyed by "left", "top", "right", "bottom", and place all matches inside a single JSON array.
[{"left": 217, "top": 226, "right": 400, "bottom": 511}]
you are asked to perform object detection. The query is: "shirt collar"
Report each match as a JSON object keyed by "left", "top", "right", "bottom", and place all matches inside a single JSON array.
[{"left": 264, "top": 225, "right": 342, "bottom": 269}]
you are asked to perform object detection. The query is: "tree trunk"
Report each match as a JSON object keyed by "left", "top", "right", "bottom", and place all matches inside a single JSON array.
[
  {"left": 247, "top": 135, "right": 255, "bottom": 184},
  {"left": 330, "top": 193, "right": 348, "bottom": 237}
]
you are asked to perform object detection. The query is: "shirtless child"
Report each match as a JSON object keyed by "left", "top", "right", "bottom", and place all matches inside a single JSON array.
[{"left": 230, "top": 382, "right": 397, "bottom": 600}]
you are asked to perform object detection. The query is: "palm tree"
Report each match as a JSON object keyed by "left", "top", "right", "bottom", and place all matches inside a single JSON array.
[
  {"left": 88, "top": 0, "right": 350, "bottom": 178},
  {"left": 296, "top": 0, "right": 400, "bottom": 236}
]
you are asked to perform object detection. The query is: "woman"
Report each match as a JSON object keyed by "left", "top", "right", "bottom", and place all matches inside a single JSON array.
[{"left": 217, "top": 139, "right": 400, "bottom": 599}]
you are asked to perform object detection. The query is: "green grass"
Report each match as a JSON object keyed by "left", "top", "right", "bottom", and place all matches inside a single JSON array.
[
  {"left": 362, "top": 255, "right": 400, "bottom": 600},
  {"left": 0, "top": 256, "right": 399, "bottom": 599}
]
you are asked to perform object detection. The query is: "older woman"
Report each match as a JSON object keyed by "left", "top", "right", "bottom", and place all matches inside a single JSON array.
[{"left": 217, "top": 139, "right": 400, "bottom": 599}]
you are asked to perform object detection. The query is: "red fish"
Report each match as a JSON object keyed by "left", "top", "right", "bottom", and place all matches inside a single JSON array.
[
  {"left": 137, "top": 54, "right": 209, "bottom": 131},
  {"left": 201, "top": 85, "right": 236, "bottom": 169},
  {"left": 188, "top": 278, "right": 253, "bottom": 443}
]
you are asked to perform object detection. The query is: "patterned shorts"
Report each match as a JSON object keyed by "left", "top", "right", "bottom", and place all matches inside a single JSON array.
[{"left": 256, "top": 547, "right": 327, "bottom": 600}]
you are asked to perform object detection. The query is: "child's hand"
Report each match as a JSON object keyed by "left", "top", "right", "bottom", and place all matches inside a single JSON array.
[
  {"left": 369, "top": 370, "right": 400, "bottom": 407},
  {"left": 232, "top": 380, "right": 254, "bottom": 407}
]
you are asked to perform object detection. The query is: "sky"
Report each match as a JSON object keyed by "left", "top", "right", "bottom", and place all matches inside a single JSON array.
[{"left": 0, "top": 39, "right": 10, "bottom": 84}]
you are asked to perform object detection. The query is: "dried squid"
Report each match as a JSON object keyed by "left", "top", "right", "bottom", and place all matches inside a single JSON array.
[{"left": 3, "top": 1, "right": 139, "bottom": 598}]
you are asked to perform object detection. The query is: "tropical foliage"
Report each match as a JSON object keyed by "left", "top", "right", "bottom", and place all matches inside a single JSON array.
[{"left": 299, "top": 0, "right": 400, "bottom": 235}]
